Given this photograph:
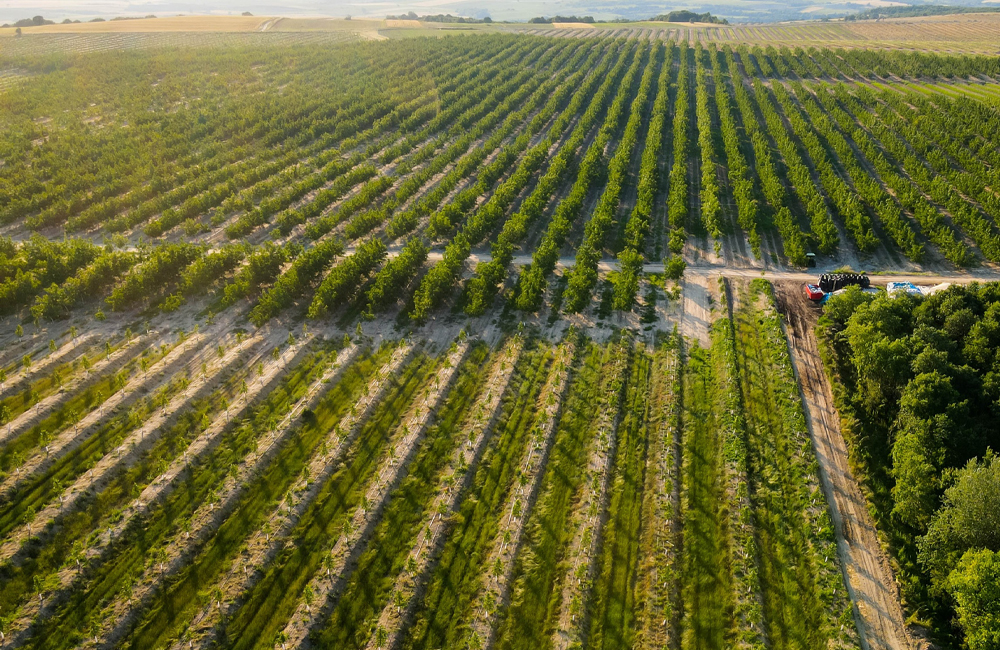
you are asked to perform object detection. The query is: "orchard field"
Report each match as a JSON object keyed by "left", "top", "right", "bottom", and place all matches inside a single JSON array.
[{"left": 1, "top": 25, "right": 1000, "bottom": 650}]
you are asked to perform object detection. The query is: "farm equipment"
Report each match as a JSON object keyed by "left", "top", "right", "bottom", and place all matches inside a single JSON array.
[
  {"left": 804, "top": 284, "right": 825, "bottom": 301},
  {"left": 804, "top": 273, "right": 871, "bottom": 301},
  {"left": 818, "top": 273, "right": 870, "bottom": 293}
]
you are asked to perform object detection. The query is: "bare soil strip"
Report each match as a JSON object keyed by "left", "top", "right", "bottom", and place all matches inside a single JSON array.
[{"left": 0, "top": 331, "right": 150, "bottom": 447}]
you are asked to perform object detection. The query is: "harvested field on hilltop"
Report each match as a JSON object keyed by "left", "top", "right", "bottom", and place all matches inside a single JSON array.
[
  {"left": 271, "top": 17, "right": 386, "bottom": 32},
  {"left": 0, "top": 15, "right": 272, "bottom": 34},
  {"left": 0, "top": 30, "right": 362, "bottom": 55},
  {"left": 514, "top": 14, "right": 1000, "bottom": 53},
  {"left": 385, "top": 19, "right": 422, "bottom": 28}
]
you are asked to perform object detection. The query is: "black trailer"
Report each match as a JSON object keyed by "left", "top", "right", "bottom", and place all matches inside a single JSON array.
[{"left": 818, "top": 273, "right": 870, "bottom": 293}]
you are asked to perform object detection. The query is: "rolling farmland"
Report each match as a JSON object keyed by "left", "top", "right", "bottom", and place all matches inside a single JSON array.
[{"left": 1, "top": 22, "right": 1000, "bottom": 650}]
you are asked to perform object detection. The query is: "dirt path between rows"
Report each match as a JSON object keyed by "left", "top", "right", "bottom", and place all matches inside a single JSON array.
[{"left": 773, "top": 281, "right": 917, "bottom": 650}]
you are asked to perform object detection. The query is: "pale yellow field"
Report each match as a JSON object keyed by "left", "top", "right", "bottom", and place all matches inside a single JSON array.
[
  {"left": 1, "top": 11, "right": 998, "bottom": 54},
  {"left": 270, "top": 17, "right": 385, "bottom": 32},
  {"left": 385, "top": 19, "right": 421, "bottom": 28},
  {"left": 0, "top": 15, "right": 272, "bottom": 34},
  {"left": 512, "top": 13, "right": 1000, "bottom": 53},
  {"left": 842, "top": 11, "right": 1000, "bottom": 42}
]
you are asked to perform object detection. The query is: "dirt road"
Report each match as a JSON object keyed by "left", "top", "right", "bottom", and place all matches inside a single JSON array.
[{"left": 773, "top": 282, "right": 915, "bottom": 650}]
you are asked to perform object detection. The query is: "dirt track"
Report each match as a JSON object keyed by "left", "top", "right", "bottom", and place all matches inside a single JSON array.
[{"left": 772, "top": 281, "right": 915, "bottom": 650}]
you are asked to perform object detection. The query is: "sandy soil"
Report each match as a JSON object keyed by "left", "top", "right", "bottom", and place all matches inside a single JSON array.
[
  {"left": 678, "top": 273, "right": 714, "bottom": 347},
  {"left": 774, "top": 281, "right": 917, "bottom": 650}
]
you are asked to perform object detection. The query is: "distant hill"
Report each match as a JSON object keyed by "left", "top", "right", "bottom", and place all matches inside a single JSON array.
[
  {"left": 649, "top": 10, "right": 728, "bottom": 24},
  {"left": 847, "top": 4, "right": 1000, "bottom": 20}
]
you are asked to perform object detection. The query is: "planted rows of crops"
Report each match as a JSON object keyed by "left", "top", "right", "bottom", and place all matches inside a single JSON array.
[
  {"left": 3, "top": 38, "right": 1000, "bottom": 333},
  {"left": 5, "top": 32, "right": 1000, "bottom": 650},
  {"left": 0, "top": 289, "right": 866, "bottom": 650}
]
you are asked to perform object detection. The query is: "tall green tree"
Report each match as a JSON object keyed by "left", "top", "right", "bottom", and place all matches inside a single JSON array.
[
  {"left": 919, "top": 453, "right": 1000, "bottom": 593},
  {"left": 947, "top": 548, "right": 1000, "bottom": 650}
]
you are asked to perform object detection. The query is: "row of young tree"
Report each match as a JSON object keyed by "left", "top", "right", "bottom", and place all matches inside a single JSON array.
[
  {"left": 561, "top": 41, "right": 659, "bottom": 312},
  {"left": 711, "top": 46, "right": 761, "bottom": 255},
  {"left": 0, "top": 35, "right": 530, "bottom": 237},
  {"left": 664, "top": 42, "right": 690, "bottom": 254},
  {"left": 10, "top": 38, "right": 1000, "bottom": 328},
  {"left": 820, "top": 285, "right": 1000, "bottom": 648},
  {"left": 611, "top": 41, "right": 672, "bottom": 310},
  {"left": 724, "top": 48, "right": 809, "bottom": 265},
  {"left": 463, "top": 42, "right": 630, "bottom": 316},
  {"left": 515, "top": 41, "right": 641, "bottom": 312},
  {"left": 741, "top": 43, "right": 1000, "bottom": 80},
  {"left": 408, "top": 42, "right": 601, "bottom": 322}
]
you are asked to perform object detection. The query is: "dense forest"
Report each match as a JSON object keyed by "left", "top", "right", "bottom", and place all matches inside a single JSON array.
[{"left": 820, "top": 285, "right": 1000, "bottom": 646}]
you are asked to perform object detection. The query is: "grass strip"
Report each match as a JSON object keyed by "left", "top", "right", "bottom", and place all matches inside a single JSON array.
[
  {"left": 493, "top": 340, "right": 624, "bottom": 650},
  {"left": 217, "top": 349, "right": 440, "bottom": 650},
  {"left": 312, "top": 343, "right": 493, "bottom": 648},
  {"left": 402, "top": 341, "right": 555, "bottom": 650},
  {"left": 586, "top": 345, "right": 652, "bottom": 649},
  {"left": 24, "top": 342, "right": 352, "bottom": 649}
]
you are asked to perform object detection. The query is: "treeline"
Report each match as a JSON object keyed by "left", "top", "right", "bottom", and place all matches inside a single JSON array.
[
  {"left": 5, "top": 15, "right": 54, "bottom": 27},
  {"left": 10, "top": 238, "right": 269, "bottom": 321},
  {"left": 0, "top": 236, "right": 102, "bottom": 315},
  {"left": 386, "top": 12, "right": 493, "bottom": 23},
  {"left": 528, "top": 15, "right": 594, "bottom": 23},
  {"left": 650, "top": 10, "right": 728, "bottom": 24},
  {"left": 820, "top": 285, "right": 1000, "bottom": 647}
]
